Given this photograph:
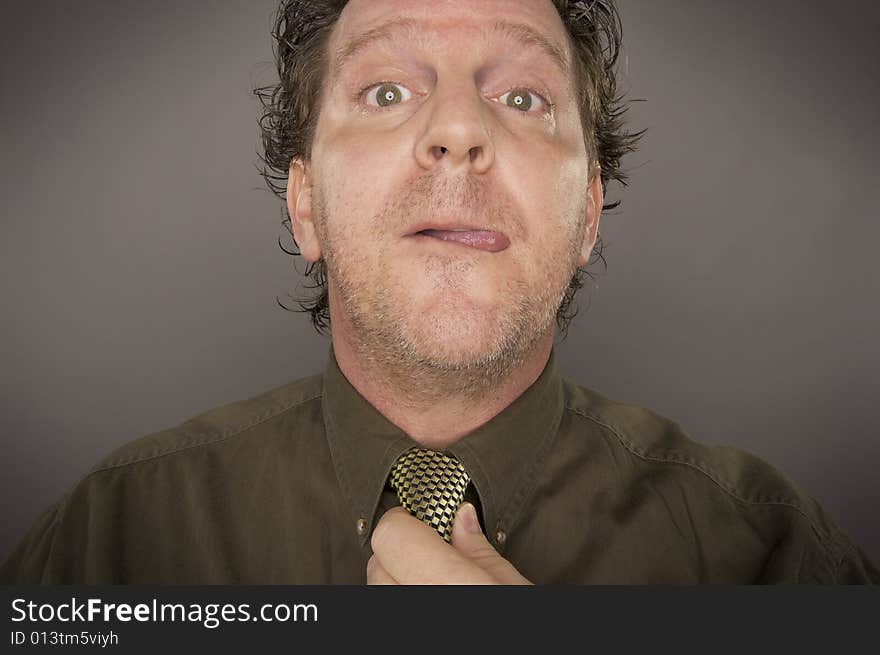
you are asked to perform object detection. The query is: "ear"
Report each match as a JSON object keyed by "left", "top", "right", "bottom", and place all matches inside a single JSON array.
[
  {"left": 576, "top": 164, "right": 603, "bottom": 268},
  {"left": 286, "top": 159, "right": 322, "bottom": 263}
]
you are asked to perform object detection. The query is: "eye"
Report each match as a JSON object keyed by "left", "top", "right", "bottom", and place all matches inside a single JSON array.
[
  {"left": 498, "top": 87, "right": 548, "bottom": 115},
  {"left": 362, "top": 82, "right": 413, "bottom": 108}
]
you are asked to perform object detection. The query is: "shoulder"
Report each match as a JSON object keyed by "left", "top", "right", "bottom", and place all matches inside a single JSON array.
[
  {"left": 560, "top": 378, "right": 855, "bottom": 566},
  {"left": 89, "top": 373, "right": 324, "bottom": 474},
  {"left": 562, "top": 378, "right": 814, "bottom": 509},
  {"left": 1, "top": 373, "right": 327, "bottom": 583}
]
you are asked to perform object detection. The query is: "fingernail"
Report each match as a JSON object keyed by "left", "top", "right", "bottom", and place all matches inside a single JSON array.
[{"left": 460, "top": 502, "right": 481, "bottom": 533}]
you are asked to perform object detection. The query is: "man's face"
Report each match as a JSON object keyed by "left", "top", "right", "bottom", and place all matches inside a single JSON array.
[{"left": 290, "top": 0, "right": 602, "bottom": 376}]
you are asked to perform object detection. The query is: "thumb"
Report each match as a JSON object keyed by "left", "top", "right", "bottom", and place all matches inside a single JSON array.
[
  {"left": 451, "top": 503, "right": 530, "bottom": 584},
  {"left": 451, "top": 502, "right": 491, "bottom": 554}
]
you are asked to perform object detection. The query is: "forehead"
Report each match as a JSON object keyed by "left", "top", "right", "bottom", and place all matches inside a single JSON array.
[{"left": 329, "top": 0, "right": 570, "bottom": 72}]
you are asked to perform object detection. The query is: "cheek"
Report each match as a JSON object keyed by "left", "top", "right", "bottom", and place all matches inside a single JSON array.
[
  {"left": 314, "top": 134, "right": 411, "bottom": 226},
  {"left": 517, "top": 182, "right": 587, "bottom": 283},
  {"left": 517, "top": 168, "right": 583, "bottom": 239},
  {"left": 551, "top": 159, "right": 590, "bottom": 235},
  {"left": 314, "top": 164, "right": 378, "bottom": 243},
  {"left": 319, "top": 120, "right": 414, "bottom": 179}
]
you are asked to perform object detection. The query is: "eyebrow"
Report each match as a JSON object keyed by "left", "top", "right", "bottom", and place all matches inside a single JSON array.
[{"left": 333, "top": 17, "right": 571, "bottom": 79}]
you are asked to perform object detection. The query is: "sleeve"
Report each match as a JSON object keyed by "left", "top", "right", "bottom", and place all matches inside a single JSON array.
[
  {"left": 834, "top": 542, "right": 880, "bottom": 584},
  {"left": 750, "top": 503, "right": 879, "bottom": 584},
  {"left": 0, "top": 498, "right": 66, "bottom": 584},
  {"left": 1, "top": 469, "right": 141, "bottom": 584}
]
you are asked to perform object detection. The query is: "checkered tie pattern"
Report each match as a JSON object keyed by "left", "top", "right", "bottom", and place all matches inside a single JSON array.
[{"left": 388, "top": 447, "right": 470, "bottom": 543}]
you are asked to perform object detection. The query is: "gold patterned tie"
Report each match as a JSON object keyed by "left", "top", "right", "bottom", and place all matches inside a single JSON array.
[{"left": 388, "top": 447, "right": 471, "bottom": 543}]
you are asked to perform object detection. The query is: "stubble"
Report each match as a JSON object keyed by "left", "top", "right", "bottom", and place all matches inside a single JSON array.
[{"left": 312, "top": 171, "right": 584, "bottom": 407}]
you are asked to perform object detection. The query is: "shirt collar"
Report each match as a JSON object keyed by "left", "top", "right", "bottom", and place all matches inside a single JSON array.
[{"left": 322, "top": 343, "right": 565, "bottom": 548}]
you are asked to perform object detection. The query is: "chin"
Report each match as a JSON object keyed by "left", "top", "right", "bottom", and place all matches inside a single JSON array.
[{"left": 401, "top": 309, "right": 514, "bottom": 367}]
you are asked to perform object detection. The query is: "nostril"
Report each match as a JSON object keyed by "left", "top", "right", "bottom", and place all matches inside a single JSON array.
[{"left": 440, "top": 147, "right": 447, "bottom": 154}]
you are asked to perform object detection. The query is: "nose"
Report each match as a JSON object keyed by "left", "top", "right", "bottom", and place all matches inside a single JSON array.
[{"left": 414, "top": 79, "right": 495, "bottom": 175}]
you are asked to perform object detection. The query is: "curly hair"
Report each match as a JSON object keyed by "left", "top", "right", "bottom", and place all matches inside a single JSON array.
[{"left": 255, "top": 0, "right": 643, "bottom": 339}]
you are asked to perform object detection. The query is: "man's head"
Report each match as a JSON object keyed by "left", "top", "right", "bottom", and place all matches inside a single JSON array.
[{"left": 257, "top": 0, "right": 640, "bottom": 390}]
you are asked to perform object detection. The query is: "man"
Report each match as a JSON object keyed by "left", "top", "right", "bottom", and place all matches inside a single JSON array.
[{"left": 2, "top": 0, "right": 877, "bottom": 584}]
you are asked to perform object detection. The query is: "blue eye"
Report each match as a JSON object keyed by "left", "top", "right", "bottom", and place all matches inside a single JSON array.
[{"left": 363, "top": 82, "right": 413, "bottom": 108}]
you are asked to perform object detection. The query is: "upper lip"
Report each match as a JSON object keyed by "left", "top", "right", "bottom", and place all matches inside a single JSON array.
[{"left": 405, "top": 219, "right": 505, "bottom": 237}]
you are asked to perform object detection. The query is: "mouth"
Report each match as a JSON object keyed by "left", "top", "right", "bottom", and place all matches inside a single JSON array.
[{"left": 405, "top": 222, "right": 511, "bottom": 253}]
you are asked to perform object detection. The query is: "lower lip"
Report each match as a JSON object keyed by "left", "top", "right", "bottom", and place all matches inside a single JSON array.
[{"left": 409, "top": 230, "right": 510, "bottom": 253}]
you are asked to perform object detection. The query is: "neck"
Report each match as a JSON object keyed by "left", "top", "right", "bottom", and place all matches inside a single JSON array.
[{"left": 331, "top": 326, "right": 555, "bottom": 450}]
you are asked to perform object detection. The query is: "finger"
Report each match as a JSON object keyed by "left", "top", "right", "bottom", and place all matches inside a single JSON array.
[
  {"left": 371, "top": 506, "right": 493, "bottom": 584},
  {"left": 451, "top": 503, "right": 532, "bottom": 585},
  {"left": 366, "top": 554, "right": 398, "bottom": 585}
]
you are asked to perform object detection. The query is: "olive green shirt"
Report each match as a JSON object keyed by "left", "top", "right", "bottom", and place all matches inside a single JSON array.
[{"left": 2, "top": 345, "right": 877, "bottom": 584}]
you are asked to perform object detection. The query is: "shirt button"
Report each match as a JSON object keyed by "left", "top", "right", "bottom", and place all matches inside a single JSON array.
[
  {"left": 494, "top": 529, "right": 507, "bottom": 545},
  {"left": 356, "top": 517, "right": 367, "bottom": 536}
]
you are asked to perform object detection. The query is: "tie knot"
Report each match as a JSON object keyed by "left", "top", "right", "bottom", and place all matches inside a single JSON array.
[{"left": 388, "top": 447, "right": 470, "bottom": 542}]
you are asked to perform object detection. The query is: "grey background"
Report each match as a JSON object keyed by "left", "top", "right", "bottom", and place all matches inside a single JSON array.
[{"left": 2, "top": 0, "right": 878, "bottom": 565}]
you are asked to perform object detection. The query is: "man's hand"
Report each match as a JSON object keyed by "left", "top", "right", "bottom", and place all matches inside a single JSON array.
[{"left": 366, "top": 503, "right": 532, "bottom": 585}]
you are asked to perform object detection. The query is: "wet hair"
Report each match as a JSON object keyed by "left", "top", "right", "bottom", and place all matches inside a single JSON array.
[{"left": 255, "top": 0, "right": 643, "bottom": 338}]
